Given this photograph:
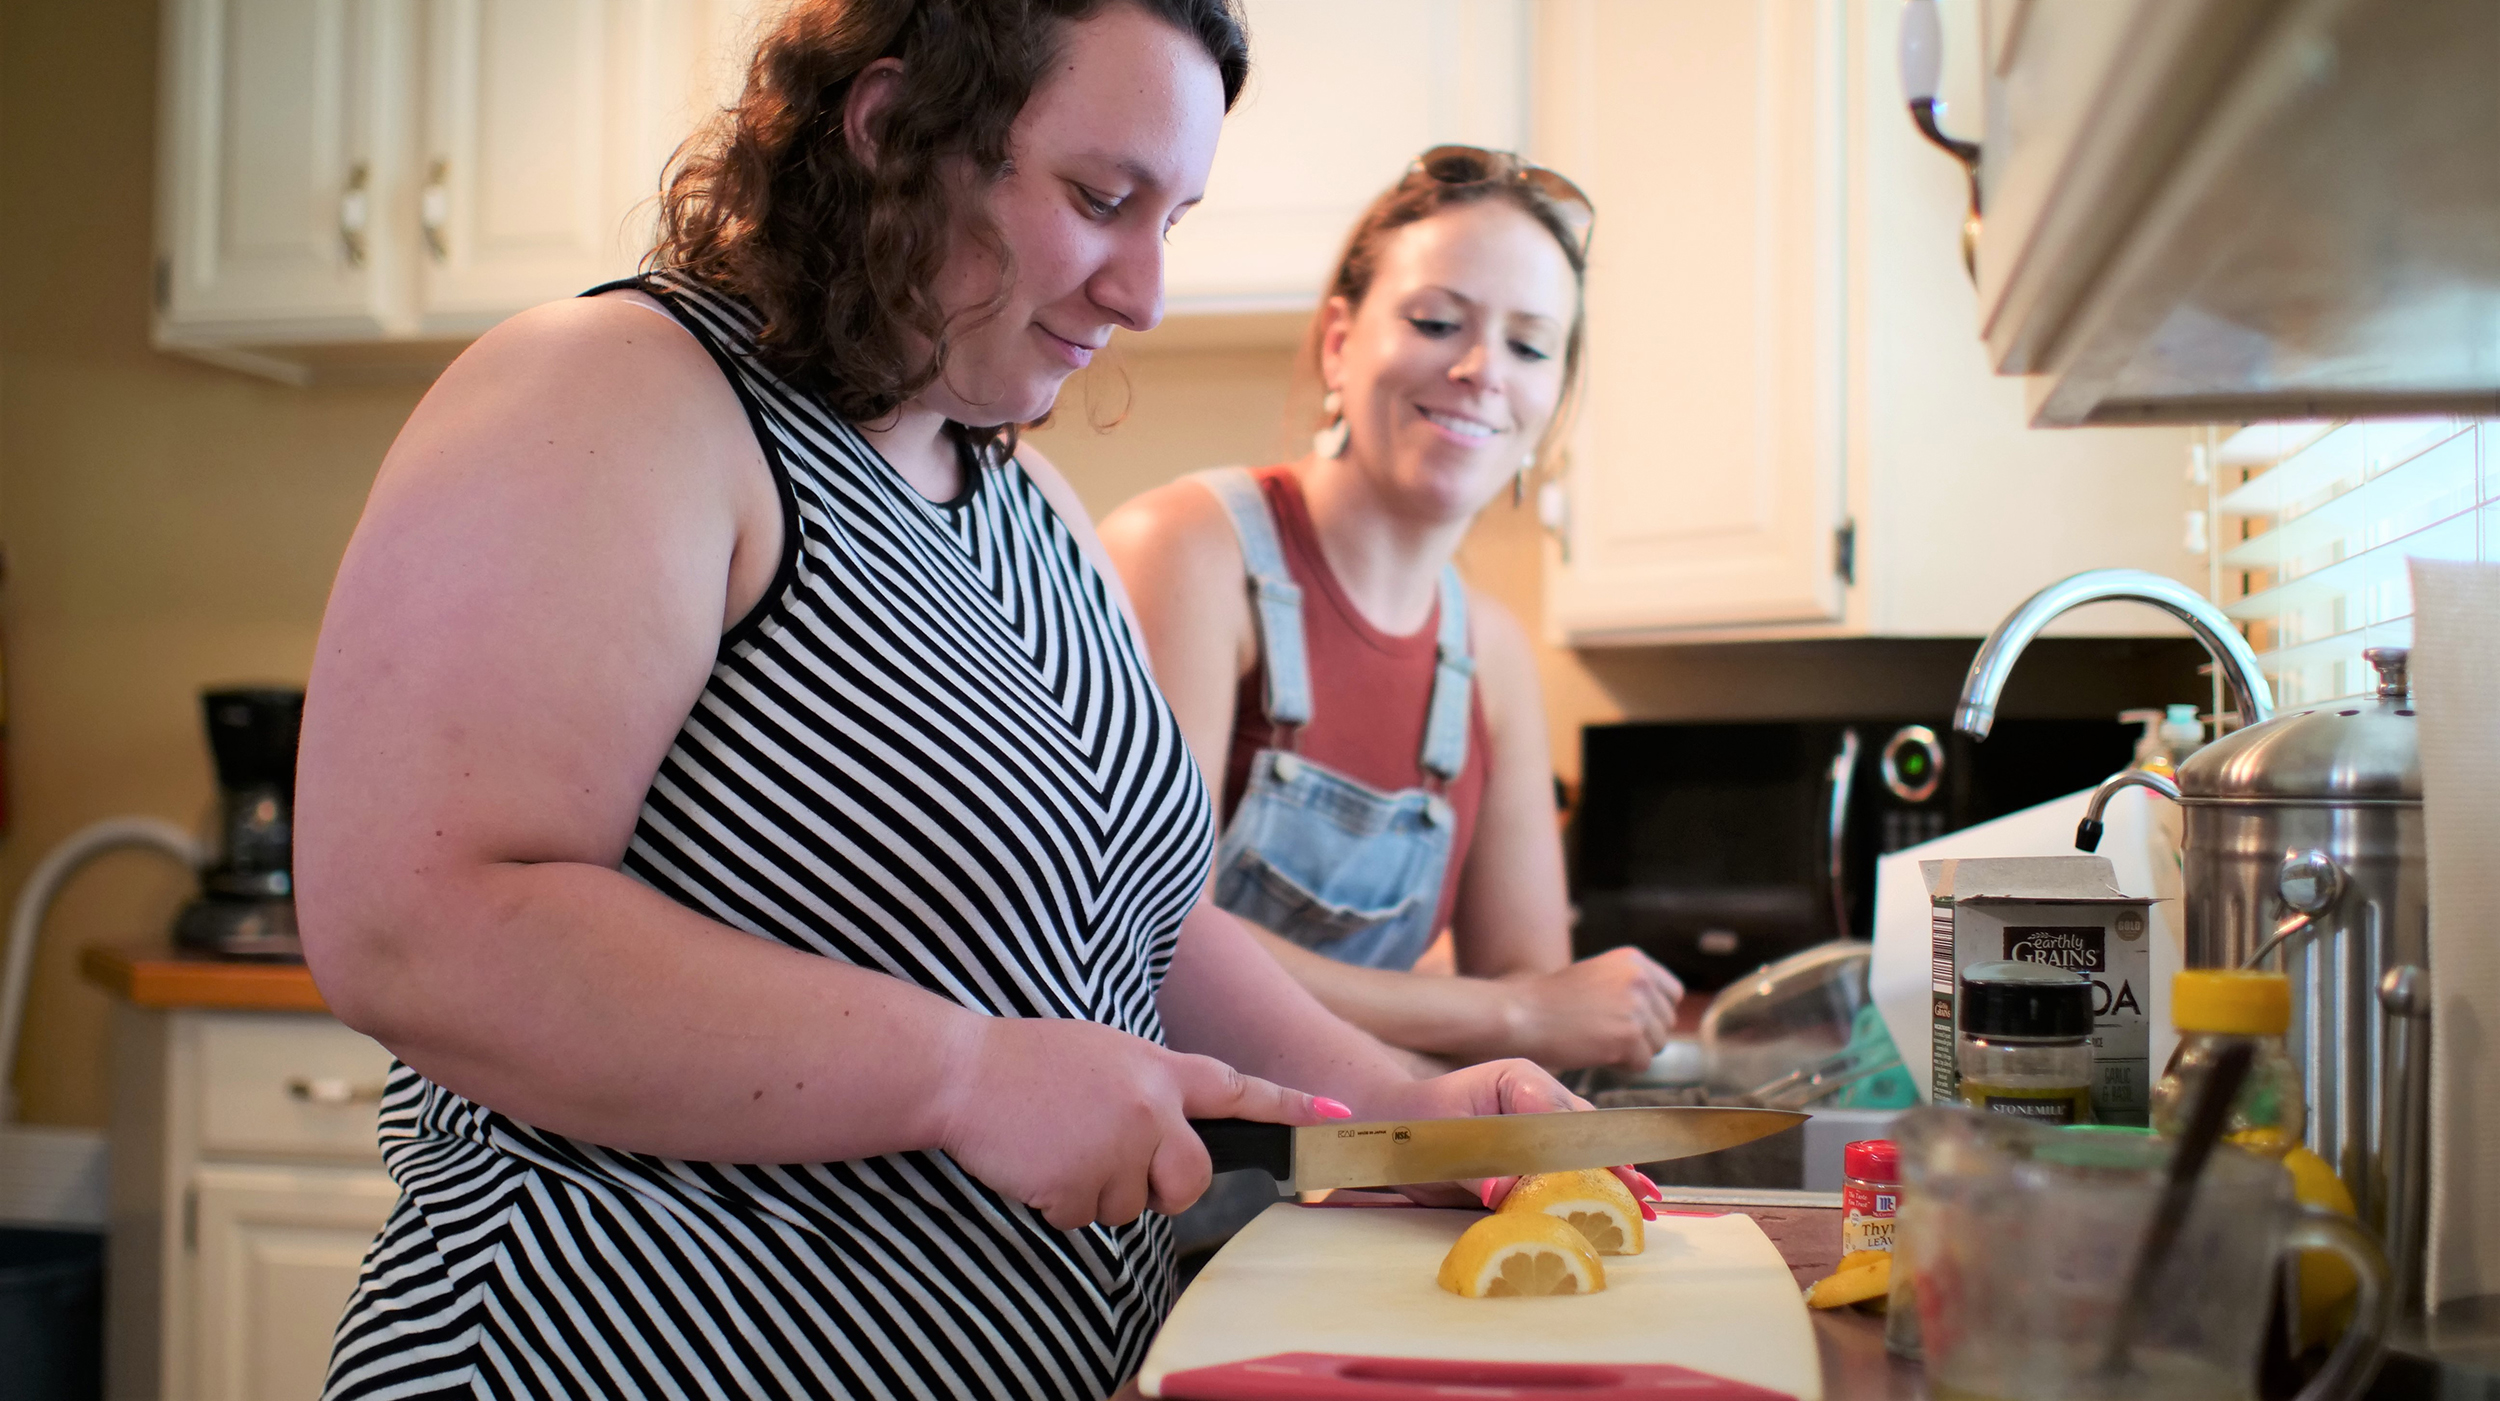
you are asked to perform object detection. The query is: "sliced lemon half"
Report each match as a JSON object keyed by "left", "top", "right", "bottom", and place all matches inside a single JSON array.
[
  {"left": 1498, "top": 1168, "right": 1644, "bottom": 1256},
  {"left": 1437, "top": 1211, "right": 1607, "bottom": 1298}
]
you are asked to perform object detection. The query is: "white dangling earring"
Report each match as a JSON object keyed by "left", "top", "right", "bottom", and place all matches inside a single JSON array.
[
  {"left": 1312, "top": 390, "right": 1349, "bottom": 459},
  {"left": 1513, "top": 450, "right": 1536, "bottom": 506}
]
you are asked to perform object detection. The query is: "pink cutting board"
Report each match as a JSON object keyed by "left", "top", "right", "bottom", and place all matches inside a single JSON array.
[{"left": 1138, "top": 1205, "right": 1821, "bottom": 1401}]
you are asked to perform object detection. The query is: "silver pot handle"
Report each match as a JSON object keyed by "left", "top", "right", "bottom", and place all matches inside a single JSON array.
[
  {"left": 2242, "top": 850, "right": 2344, "bottom": 969},
  {"left": 2380, "top": 965, "right": 2432, "bottom": 1317}
]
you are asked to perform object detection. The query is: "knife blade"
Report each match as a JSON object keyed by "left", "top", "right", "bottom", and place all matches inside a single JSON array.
[{"left": 1188, "top": 1106, "right": 1807, "bottom": 1191}]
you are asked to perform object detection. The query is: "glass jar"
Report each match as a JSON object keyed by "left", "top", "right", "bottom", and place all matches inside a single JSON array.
[
  {"left": 1955, "top": 960, "right": 2094, "bottom": 1124},
  {"left": 2152, "top": 969, "right": 2304, "bottom": 1152},
  {"left": 1840, "top": 1139, "right": 1899, "bottom": 1256}
]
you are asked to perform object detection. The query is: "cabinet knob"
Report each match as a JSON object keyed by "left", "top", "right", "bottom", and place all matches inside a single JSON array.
[
  {"left": 287, "top": 1076, "right": 386, "bottom": 1106},
  {"left": 339, "top": 162, "right": 371, "bottom": 268},
  {"left": 421, "top": 159, "right": 451, "bottom": 263}
]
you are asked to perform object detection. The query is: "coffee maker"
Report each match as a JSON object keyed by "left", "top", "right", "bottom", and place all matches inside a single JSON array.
[{"left": 172, "top": 687, "right": 304, "bottom": 960}]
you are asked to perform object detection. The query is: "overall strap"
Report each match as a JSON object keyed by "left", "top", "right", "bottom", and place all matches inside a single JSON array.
[
  {"left": 1191, "top": 468, "right": 1313, "bottom": 729},
  {"left": 1418, "top": 566, "right": 1475, "bottom": 781}
]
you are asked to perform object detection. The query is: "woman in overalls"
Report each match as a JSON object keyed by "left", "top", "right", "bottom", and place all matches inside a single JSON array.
[{"left": 1103, "top": 151, "right": 1686, "bottom": 1251}]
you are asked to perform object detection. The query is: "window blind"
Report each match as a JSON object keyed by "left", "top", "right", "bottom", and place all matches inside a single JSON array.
[{"left": 2213, "top": 418, "right": 2494, "bottom": 708}]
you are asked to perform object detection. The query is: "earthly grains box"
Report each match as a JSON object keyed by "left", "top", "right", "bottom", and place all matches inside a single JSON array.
[{"left": 1921, "top": 855, "right": 2161, "bottom": 1125}]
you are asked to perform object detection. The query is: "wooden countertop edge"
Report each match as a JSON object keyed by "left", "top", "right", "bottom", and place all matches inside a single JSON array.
[{"left": 79, "top": 944, "right": 331, "bottom": 1014}]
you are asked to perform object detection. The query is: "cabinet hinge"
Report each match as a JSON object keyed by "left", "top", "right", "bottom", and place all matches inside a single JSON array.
[
  {"left": 182, "top": 1185, "right": 198, "bottom": 1252},
  {"left": 153, "top": 255, "right": 171, "bottom": 314},
  {"left": 1834, "top": 520, "right": 1856, "bottom": 586}
]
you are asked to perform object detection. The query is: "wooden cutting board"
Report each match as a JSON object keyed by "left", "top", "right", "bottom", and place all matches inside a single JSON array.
[{"left": 1140, "top": 1204, "right": 1822, "bottom": 1400}]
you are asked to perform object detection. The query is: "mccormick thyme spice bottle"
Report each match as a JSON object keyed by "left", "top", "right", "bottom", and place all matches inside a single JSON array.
[{"left": 1956, "top": 961, "right": 2095, "bottom": 1124}]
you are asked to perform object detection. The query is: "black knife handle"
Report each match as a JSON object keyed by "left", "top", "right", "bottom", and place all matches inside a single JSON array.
[{"left": 1189, "top": 1119, "right": 1293, "bottom": 1182}]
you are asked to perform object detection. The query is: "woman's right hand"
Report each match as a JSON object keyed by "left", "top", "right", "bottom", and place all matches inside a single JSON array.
[
  {"left": 933, "top": 1015, "right": 1346, "bottom": 1231},
  {"left": 1504, "top": 946, "right": 1684, "bottom": 1074}
]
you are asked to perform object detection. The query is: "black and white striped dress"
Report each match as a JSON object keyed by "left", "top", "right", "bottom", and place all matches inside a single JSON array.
[{"left": 324, "top": 274, "right": 1215, "bottom": 1400}]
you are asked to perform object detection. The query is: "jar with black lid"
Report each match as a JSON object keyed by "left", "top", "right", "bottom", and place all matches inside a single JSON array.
[{"left": 1956, "top": 960, "right": 2094, "bottom": 1124}]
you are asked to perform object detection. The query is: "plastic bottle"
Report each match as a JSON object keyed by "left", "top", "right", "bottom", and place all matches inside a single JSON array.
[
  {"left": 2158, "top": 704, "right": 2206, "bottom": 768},
  {"left": 2119, "top": 708, "right": 2169, "bottom": 777},
  {"left": 2150, "top": 970, "right": 2304, "bottom": 1152}
]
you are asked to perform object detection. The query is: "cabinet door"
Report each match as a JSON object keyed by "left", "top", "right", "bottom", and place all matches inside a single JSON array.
[
  {"left": 415, "top": 0, "right": 691, "bottom": 330},
  {"left": 157, "top": 0, "right": 405, "bottom": 337},
  {"left": 1539, "top": 0, "right": 1851, "bottom": 639},
  {"left": 1851, "top": 0, "right": 2202, "bottom": 634},
  {"left": 191, "top": 1166, "right": 399, "bottom": 1401},
  {"left": 1163, "top": 0, "right": 1528, "bottom": 312}
]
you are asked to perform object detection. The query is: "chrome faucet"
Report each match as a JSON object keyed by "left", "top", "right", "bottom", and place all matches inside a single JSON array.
[{"left": 1953, "top": 569, "right": 2274, "bottom": 741}]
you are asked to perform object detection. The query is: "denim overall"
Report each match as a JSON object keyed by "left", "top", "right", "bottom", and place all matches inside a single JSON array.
[
  {"left": 1167, "top": 469, "right": 1479, "bottom": 1264},
  {"left": 1197, "top": 467, "right": 1475, "bottom": 973}
]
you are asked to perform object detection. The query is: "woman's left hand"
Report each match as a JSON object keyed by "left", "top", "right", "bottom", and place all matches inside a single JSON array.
[
  {"left": 1390, "top": 1055, "right": 1587, "bottom": 1120},
  {"left": 1364, "top": 1058, "right": 1637, "bottom": 1208}
]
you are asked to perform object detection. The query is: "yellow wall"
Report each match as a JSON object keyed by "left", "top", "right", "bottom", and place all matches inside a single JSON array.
[{"left": 0, "top": 0, "right": 429, "bottom": 1126}]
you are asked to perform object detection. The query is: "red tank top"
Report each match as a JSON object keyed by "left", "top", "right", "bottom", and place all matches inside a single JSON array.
[{"left": 1219, "top": 466, "right": 1492, "bottom": 935}]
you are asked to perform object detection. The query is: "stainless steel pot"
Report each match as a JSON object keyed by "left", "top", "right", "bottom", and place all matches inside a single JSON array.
[
  {"left": 2140, "top": 648, "right": 2423, "bottom": 1230},
  {"left": 1957, "top": 570, "right": 2427, "bottom": 1291}
]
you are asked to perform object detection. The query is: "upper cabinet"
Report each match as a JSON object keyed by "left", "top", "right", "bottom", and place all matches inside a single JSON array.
[
  {"left": 1973, "top": 0, "right": 2500, "bottom": 426},
  {"left": 154, "top": 0, "right": 406, "bottom": 346},
  {"left": 154, "top": 0, "right": 741, "bottom": 382},
  {"left": 1538, "top": 0, "right": 2206, "bottom": 644},
  {"left": 413, "top": 0, "right": 677, "bottom": 333},
  {"left": 1162, "top": 0, "right": 1528, "bottom": 315},
  {"left": 1534, "top": 0, "right": 1847, "bottom": 636},
  {"left": 158, "top": 0, "right": 1527, "bottom": 377}
]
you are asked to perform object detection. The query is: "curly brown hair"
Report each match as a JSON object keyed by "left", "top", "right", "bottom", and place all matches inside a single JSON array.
[
  {"left": 1309, "top": 157, "right": 1592, "bottom": 471},
  {"left": 652, "top": 0, "right": 1249, "bottom": 454}
]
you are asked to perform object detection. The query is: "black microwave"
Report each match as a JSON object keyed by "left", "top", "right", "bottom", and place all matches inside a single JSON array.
[{"left": 1569, "top": 717, "right": 2137, "bottom": 991}]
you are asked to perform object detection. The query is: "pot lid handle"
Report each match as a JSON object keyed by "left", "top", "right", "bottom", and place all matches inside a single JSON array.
[{"left": 2365, "top": 646, "right": 2411, "bottom": 701}]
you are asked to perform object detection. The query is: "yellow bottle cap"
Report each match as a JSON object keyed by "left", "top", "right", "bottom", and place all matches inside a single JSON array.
[{"left": 2173, "top": 970, "right": 2291, "bottom": 1035}]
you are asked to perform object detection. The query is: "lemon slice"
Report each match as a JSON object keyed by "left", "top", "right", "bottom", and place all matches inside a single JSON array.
[
  {"left": 1437, "top": 1212, "right": 1607, "bottom": 1297},
  {"left": 1498, "top": 1168, "right": 1644, "bottom": 1256},
  {"left": 1805, "top": 1254, "right": 1890, "bottom": 1309}
]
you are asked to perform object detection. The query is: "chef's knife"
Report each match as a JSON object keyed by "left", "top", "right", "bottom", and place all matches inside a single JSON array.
[{"left": 1188, "top": 1106, "right": 1806, "bottom": 1191}]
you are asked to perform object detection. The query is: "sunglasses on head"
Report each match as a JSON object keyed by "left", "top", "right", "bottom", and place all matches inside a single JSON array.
[{"left": 1409, "top": 145, "right": 1595, "bottom": 252}]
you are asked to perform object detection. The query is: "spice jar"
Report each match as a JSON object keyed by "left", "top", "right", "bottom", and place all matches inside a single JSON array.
[
  {"left": 1840, "top": 1139, "right": 1899, "bottom": 1256},
  {"left": 1956, "top": 960, "right": 2094, "bottom": 1124}
]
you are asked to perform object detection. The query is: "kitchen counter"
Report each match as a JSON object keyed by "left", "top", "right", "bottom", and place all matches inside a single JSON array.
[
  {"left": 79, "top": 942, "right": 326, "bottom": 1012},
  {"left": 1699, "top": 1193, "right": 1917, "bottom": 1401}
]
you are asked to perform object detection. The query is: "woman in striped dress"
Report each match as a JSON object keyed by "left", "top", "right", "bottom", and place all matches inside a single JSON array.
[{"left": 294, "top": 2, "right": 1581, "bottom": 1397}]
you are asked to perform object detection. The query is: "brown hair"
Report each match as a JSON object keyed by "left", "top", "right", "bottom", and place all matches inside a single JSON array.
[
  {"left": 652, "top": 0, "right": 1249, "bottom": 455},
  {"left": 1308, "top": 162, "right": 1591, "bottom": 469}
]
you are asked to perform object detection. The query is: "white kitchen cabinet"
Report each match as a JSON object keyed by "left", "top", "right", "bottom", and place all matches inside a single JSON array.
[
  {"left": 1534, "top": 0, "right": 1848, "bottom": 635},
  {"left": 153, "top": 0, "right": 409, "bottom": 349},
  {"left": 414, "top": 0, "right": 692, "bottom": 333},
  {"left": 107, "top": 1006, "right": 398, "bottom": 1401},
  {"left": 154, "top": 0, "right": 734, "bottom": 382},
  {"left": 193, "top": 1167, "right": 401, "bottom": 1401},
  {"left": 1536, "top": 0, "right": 2204, "bottom": 643},
  {"left": 1162, "top": 0, "right": 1529, "bottom": 313}
]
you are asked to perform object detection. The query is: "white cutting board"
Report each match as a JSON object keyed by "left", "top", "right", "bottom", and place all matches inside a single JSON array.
[{"left": 1140, "top": 1205, "right": 1821, "bottom": 1400}]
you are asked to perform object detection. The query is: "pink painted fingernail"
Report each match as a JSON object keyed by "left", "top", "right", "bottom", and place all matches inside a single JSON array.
[
  {"left": 1638, "top": 1199, "right": 1658, "bottom": 1221},
  {"left": 1314, "top": 1097, "right": 1353, "bottom": 1119}
]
